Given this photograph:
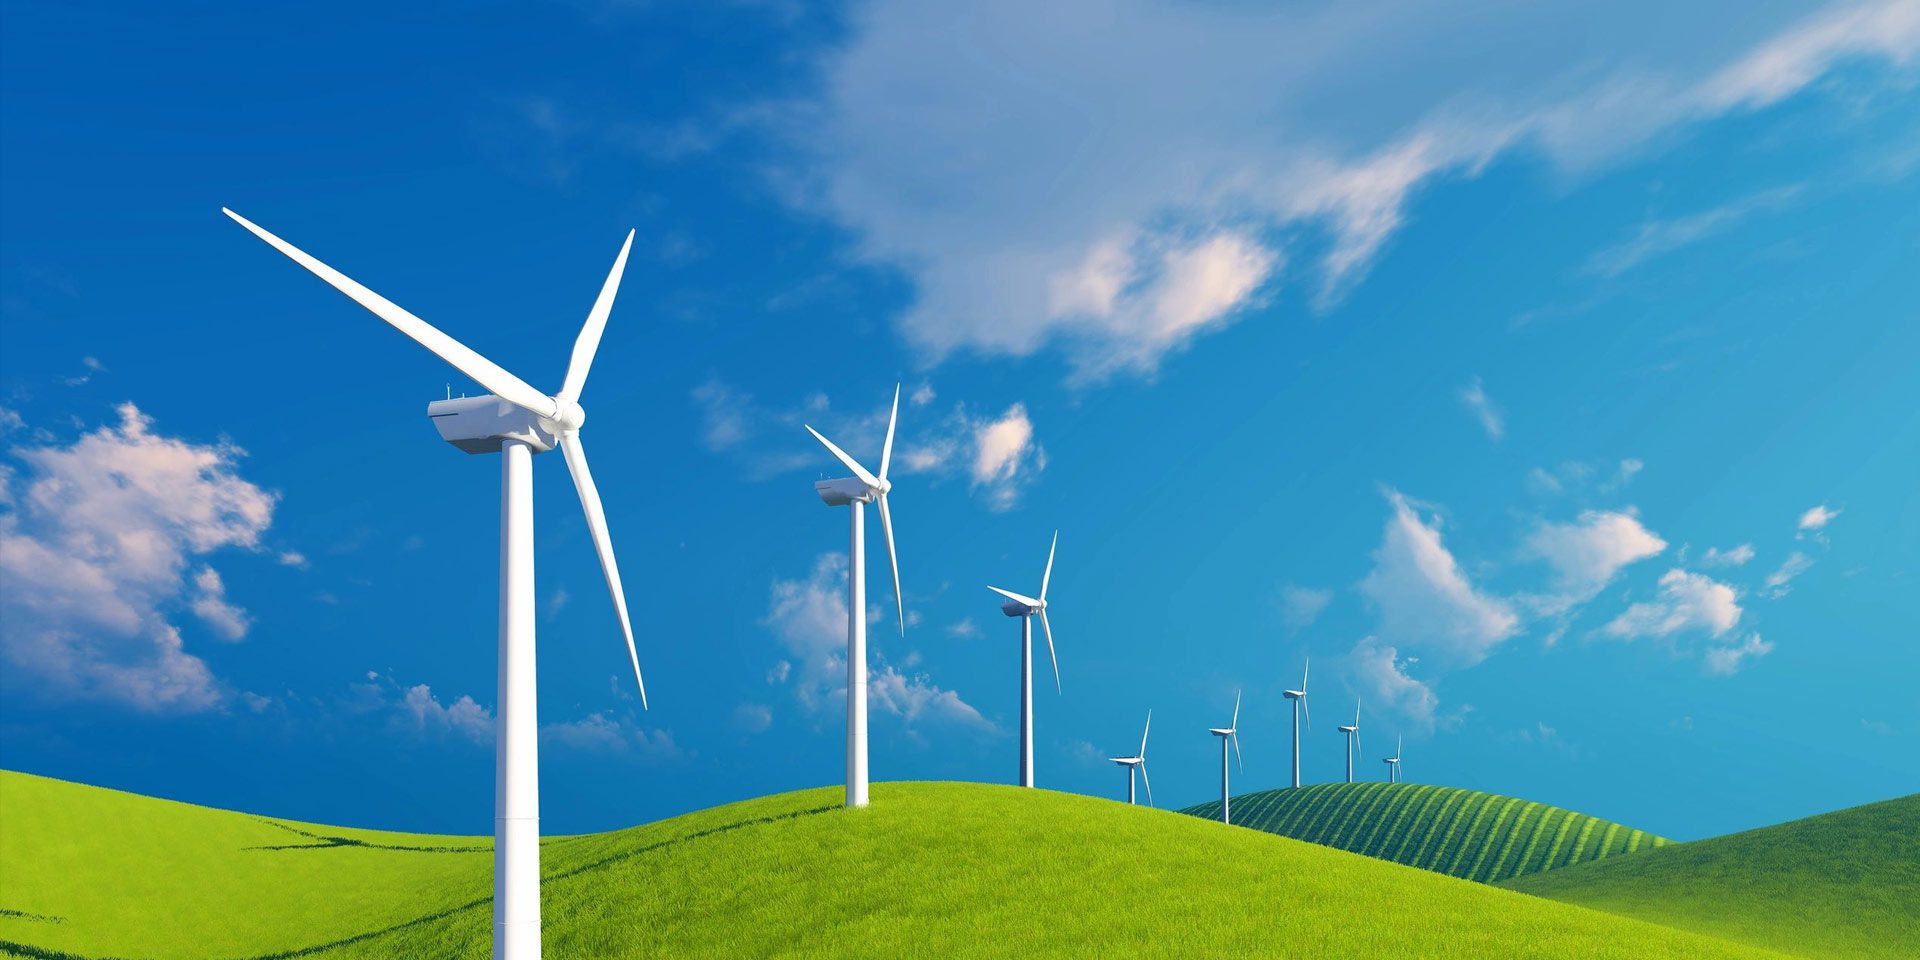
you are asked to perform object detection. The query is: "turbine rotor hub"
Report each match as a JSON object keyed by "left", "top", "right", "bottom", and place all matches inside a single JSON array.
[{"left": 550, "top": 398, "right": 587, "bottom": 432}]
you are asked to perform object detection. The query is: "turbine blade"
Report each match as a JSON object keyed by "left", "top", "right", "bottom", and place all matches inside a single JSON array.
[
  {"left": 222, "top": 208, "right": 556, "bottom": 418},
  {"left": 1138, "top": 762, "right": 1153, "bottom": 807},
  {"left": 1039, "top": 530, "right": 1057, "bottom": 602},
  {"left": 1232, "top": 689, "right": 1241, "bottom": 729},
  {"left": 1355, "top": 729, "right": 1364, "bottom": 762},
  {"left": 1355, "top": 697, "right": 1362, "bottom": 728},
  {"left": 1140, "top": 710, "right": 1152, "bottom": 759},
  {"left": 1232, "top": 731, "right": 1243, "bottom": 773},
  {"left": 558, "top": 433, "right": 647, "bottom": 709},
  {"left": 1039, "top": 608, "right": 1060, "bottom": 694},
  {"left": 804, "top": 425, "right": 880, "bottom": 488},
  {"left": 877, "top": 492, "right": 904, "bottom": 636},
  {"left": 1302, "top": 696, "right": 1311, "bottom": 732},
  {"left": 556, "top": 229, "right": 635, "bottom": 403},
  {"left": 1302, "top": 656, "right": 1309, "bottom": 693},
  {"left": 877, "top": 383, "right": 899, "bottom": 481},
  {"left": 987, "top": 585, "right": 1042, "bottom": 607}
]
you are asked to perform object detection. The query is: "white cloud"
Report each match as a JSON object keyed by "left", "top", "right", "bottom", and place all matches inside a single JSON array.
[
  {"left": 1281, "top": 585, "right": 1333, "bottom": 631},
  {"left": 1704, "top": 633, "right": 1775, "bottom": 676},
  {"left": 1762, "top": 551, "right": 1815, "bottom": 598},
  {"left": 276, "top": 550, "right": 308, "bottom": 568},
  {"left": 542, "top": 712, "right": 682, "bottom": 759},
  {"left": 0, "top": 404, "right": 277, "bottom": 712},
  {"left": 1700, "top": 544, "right": 1756, "bottom": 567},
  {"left": 1347, "top": 635, "right": 1440, "bottom": 733},
  {"left": 969, "top": 404, "right": 1045, "bottom": 510},
  {"left": 1522, "top": 509, "right": 1667, "bottom": 614},
  {"left": 693, "top": 379, "right": 1046, "bottom": 509},
  {"left": 398, "top": 683, "right": 494, "bottom": 743},
  {"left": 1459, "top": 377, "right": 1505, "bottom": 441},
  {"left": 1604, "top": 568, "right": 1743, "bottom": 640},
  {"left": 188, "top": 566, "right": 253, "bottom": 641},
  {"left": 1798, "top": 503, "right": 1842, "bottom": 532},
  {"left": 946, "top": 617, "right": 981, "bottom": 638},
  {"left": 1359, "top": 491, "right": 1519, "bottom": 666},
  {"left": 778, "top": 0, "right": 1920, "bottom": 377},
  {"left": 763, "top": 553, "right": 990, "bottom": 731}
]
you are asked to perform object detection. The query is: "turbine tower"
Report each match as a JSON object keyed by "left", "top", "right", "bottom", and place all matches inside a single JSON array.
[
  {"left": 1208, "top": 691, "right": 1243, "bottom": 823},
  {"left": 1383, "top": 735, "right": 1403, "bottom": 783},
  {"left": 224, "top": 209, "right": 647, "bottom": 960},
  {"left": 987, "top": 531, "right": 1061, "bottom": 788},
  {"left": 1110, "top": 710, "right": 1152, "bottom": 806},
  {"left": 804, "top": 388, "right": 906, "bottom": 809},
  {"left": 1337, "top": 698, "right": 1363, "bottom": 784},
  {"left": 1283, "top": 657, "right": 1309, "bottom": 788}
]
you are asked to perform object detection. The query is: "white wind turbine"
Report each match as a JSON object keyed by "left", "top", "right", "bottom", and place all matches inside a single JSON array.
[
  {"left": 1110, "top": 710, "right": 1153, "bottom": 806},
  {"left": 804, "top": 387, "right": 906, "bottom": 809},
  {"left": 1383, "top": 735, "right": 1403, "bottom": 783},
  {"left": 1283, "top": 657, "right": 1310, "bottom": 788},
  {"left": 1337, "top": 698, "right": 1364, "bottom": 784},
  {"left": 988, "top": 531, "right": 1060, "bottom": 788},
  {"left": 1208, "top": 691, "right": 1243, "bottom": 824},
  {"left": 224, "top": 209, "right": 646, "bottom": 960}
]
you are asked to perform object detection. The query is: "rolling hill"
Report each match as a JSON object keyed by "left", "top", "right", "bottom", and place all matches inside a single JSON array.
[
  {"left": 1179, "top": 782, "right": 1667, "bottom": 882},
  {"left": 0, "top": 770, "right": 1778, "bottom": 960},
  {"left": 1503, "top": 793, "right": 1920, "bottom": 960}
]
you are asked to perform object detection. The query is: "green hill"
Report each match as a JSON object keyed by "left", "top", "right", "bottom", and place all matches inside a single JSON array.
[
  {"left": 0, "top": 770, "right": 1779, "bottom": 960},
  {"left": 1179, "top": 782, "right": 1666, "bottom": 882},
  {"left": 1503, "top": 793, "right": 1920, "bottom": 960}
]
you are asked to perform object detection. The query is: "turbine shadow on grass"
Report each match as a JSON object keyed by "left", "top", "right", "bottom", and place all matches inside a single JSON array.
[
  {"left": 243, "top": 820, "right": 489, "bottom": 854},
  {"left": 0, "top": 803, "right": 840, "bottom": 960}
]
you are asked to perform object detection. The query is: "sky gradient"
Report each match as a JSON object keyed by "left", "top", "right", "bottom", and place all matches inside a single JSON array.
[{"left": 2, "top": 0, "right": 1916, "bottom": 842}]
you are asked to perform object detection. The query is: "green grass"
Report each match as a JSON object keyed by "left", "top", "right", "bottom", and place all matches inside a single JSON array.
[
  {"left": 1180, "top": 783, "right": 1667, "bottom": 882},
  {"left": 0, "top": 770, "right": 1782, "bottom": 960},
  {"left": 1503, "top": 793, "right": 1920, "bottom": 960}
]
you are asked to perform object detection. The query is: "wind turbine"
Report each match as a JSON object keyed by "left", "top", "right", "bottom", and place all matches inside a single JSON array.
[
  {"left": 804, "top": 387, "right": 906, "bottom": 809},
  {"left": 1283, "top": 657, "right": 1309, "bottom": 788},
  {"left": 1337, "top": 698, "right": 1363, "bottom": 784},
  {"left": 224, "top": 209, "right": 646, "bottom": 960},
  {"left": 1208, "top": 691, "right": 1243, "bottom": 823},
  {"left": 988, "top": 531, "right": 1060, "bottom": 788},
  {"left": 1110, "top": 710, "right": 1152, "bottom": 806},
  {"left": 1383, "top": 735, "right": 1403, "bottom": 783}
]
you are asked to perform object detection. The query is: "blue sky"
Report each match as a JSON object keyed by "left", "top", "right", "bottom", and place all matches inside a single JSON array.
[{"left": 2, "top": 0, "right": 1915, "bottom": 842}]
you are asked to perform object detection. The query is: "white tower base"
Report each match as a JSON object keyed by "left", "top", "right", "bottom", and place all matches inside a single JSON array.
[
  {"left": 1018, "top": 616, "right": 1033, "bottom": 788},
  {"left": 846, "top": 499, "right": 869, "bottom": 808},
  {"left": 495, "top": 439, "right": 540, "bottom": 960},
  {"left": 1219, "top": 737, "right": 1231, "bottom": 824}
]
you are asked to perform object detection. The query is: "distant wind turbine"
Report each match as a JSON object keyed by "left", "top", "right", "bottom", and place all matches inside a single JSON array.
[
  {"left": 224, "top": 209, "right": 647, "bottom": 960},
  {"left": 1208, "top": 691, "right": 1243, "bottom": 823},
  {"left": 1383, "top": 735, "right": 1403, "bottom": 783},
  {"left": 1111, "top": 711, "right": 1153, "bottom": 806},
  {"left": 1337, "top": 698, "right": 1363, "bottom": 784},
  {"left": 988, "top": 531, "right": 1061, "bottom": 788},
  {"left": 804, "top": 385, "right": 907, "bottom": 809},
  {"left": 1283, "top": 657, "right": 1310, "bottom": 788}
]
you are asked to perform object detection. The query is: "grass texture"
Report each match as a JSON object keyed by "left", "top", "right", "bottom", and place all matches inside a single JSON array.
[
  {"left": 1503, "top": 793, "right": 1920, "bottom": 960},
  {"left": 1180, "top": 781, "right": 1667, "bottom": 882},
  {"left": 0, "top": 770, "right": 1784, "bottom": 960}
]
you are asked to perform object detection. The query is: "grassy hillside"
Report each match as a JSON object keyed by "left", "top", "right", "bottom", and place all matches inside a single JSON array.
[
  {"left": 1504, "top": 793, "right": 1920, "bottom": 960},
  {"left": 1180, "top": 782, "right": 1666, "bottom": 882},
  {"left": 0, "top": 770, "right": 1781, "bottom": 960}
]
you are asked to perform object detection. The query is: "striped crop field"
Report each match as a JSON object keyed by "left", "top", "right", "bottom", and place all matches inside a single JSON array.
[{"left": 1180, "top": 782, "right": 1668, "bottom": 883}]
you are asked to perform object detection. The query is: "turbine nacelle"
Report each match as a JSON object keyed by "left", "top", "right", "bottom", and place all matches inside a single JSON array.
[
  {"left": 1284, "top": 689, "right": 1306, "bottom": 700},
  {"left": 429, "top": 395, "right": 561, "bottom": 454},
  {"left": 814, "top": 476, "right": 878, "bottom": 506}
]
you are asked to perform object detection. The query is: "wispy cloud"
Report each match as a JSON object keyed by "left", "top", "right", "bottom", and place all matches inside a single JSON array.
[
  {"left": 1459, "top": 377, "right": 1505, "bottom": 441},
  {"left": 1703, "top": 633, "right": 1774, "bottom": 676},
  {"left": 1281, "top": 584, "right": 1333, "bottom": 632},
  {"left": 1699, "top": 544, "right": 1755, "bottom": 567},
  {"left": 1762, "top": 551, "right": 1815, "bottom": 598},
  {"left": 1584, "top": 185, "right": 1802, "bottom": 277},
  {"left": 1604, "top": 568, "right": 1743, "bottom": 641},
  {"left": 770, "top": 0, "right": 1920, "bottom": 378}
]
